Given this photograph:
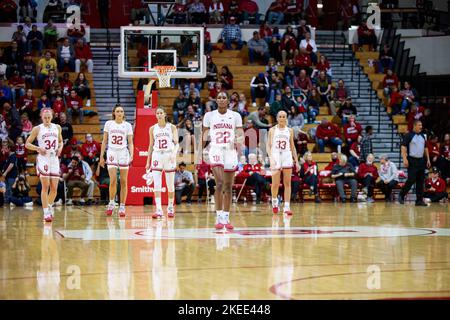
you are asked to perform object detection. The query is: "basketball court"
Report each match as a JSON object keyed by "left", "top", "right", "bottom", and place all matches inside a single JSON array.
[{"left": 1, "top": 202, "right": 449, "bottom": 300}]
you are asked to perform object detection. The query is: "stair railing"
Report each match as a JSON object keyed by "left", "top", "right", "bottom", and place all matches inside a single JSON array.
[{"left": 341, "top": 32, "right": 346, "bottom": 67}]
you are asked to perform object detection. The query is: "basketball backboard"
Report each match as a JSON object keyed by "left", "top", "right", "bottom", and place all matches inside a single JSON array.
[{"left": 118, "top": 26, "right": 206, "bottom": 79}]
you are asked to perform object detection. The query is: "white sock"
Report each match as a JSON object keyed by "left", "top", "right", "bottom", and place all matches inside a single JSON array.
[
  {"left": 109, "top": 200, "right": 115, "bottom": 206},
  {"left": 155, "top": 197, "right": 162, "bottom": 211},
  {"left": 168, "top": 197, "right": 174, "bottom": 209},
  {"left": 272, "top": 197, "right": 278, "bottom": 207},
  {"left": 43, "top": 208, "right": 50, "bottom": 215},
  {"left": 222, "top": 211, "right": 229, "bottom": 222},
  {"left": 119, "top": 203, "right": 125, "bottom": 208},
  {"left": 284, "top": 202, "right": 290, "bottom": 210}
]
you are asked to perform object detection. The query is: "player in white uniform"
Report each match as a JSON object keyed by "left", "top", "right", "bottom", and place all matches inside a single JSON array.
[
  {"left": 267, "top": 110, "right": 300, "bottom": 215},
  {"left": 203, "top": 92, "right": 244, "bottom": 230},
  {"left": 99, "top": 104, "right": 134, "bottom": 217},
  {"left": 145, "top": 108, "right": 178, "bottom": 219},
  {"left": 25, "top": 108, "right": 63, "bottom": 223}
]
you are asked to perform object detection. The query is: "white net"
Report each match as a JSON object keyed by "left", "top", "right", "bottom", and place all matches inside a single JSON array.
[{"left": 153, "top": 66, "right": 176, "bottom": 88}]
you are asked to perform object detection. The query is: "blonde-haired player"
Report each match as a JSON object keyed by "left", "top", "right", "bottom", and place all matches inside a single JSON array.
[
  {"left": 26, "top": 108, "right": 63, "bottom": 222},
  {"left": 145, "top": 108, "right": 179, "bottom": 219},
  {"left": 99, "top": 104, "right": 134, "bottom": 217},
  {"left": 267, "top": 110, "right": 300, "bottom": 215}
]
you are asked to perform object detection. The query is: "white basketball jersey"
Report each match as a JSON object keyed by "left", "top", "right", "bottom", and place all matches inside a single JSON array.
[
  {"left": 152, "top": 123, "right": 174, "bottom": 152},
  {"left": 37, "top": 123, "right": 59, "bottom": 153},
  {"left": 203, "top": 109, "right": 242, "bottom": 148},
  {"left": 272, "top": 125, "right": 291, "bottom": 153},
  {"left": 104, "top": 120, "right": 133, "bottom": 150}
]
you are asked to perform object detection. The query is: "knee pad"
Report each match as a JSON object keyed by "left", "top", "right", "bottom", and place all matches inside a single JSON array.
[
  {"left": 165, "top": 172, "right": 175, "bottom": 193},
  {"left": 153, "top": 170, "right": 162, "bottom": 192}
]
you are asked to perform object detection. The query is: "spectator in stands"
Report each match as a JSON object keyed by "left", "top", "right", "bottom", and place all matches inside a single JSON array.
[
  {"left": 21, "top": 113, "right": 32, "bottom": 138},
  {"left": 67, "top": 24, "right": 86, "bottom": 45},
  {"left": 220, "top": 16, "right": 243, "bottom": 50},
  {"left": 15, "top": 136, "right": 26, "bottom": 173},
  {"left": 266, "top": 0, "right": 286, "bottom": 25},
  {"left": 438, "top": 133, "right": 450, "bottom": 183},
  {"left": 0, "top": 0, "right": 18, "bottom": 23},
  {"left": 288, "top": 105, "right": 304, "bottom": 135},
  {"left": 250, "top": 73, "right": 269, "bottom": 106},
  {"left": 281, "top": 86, "right": 296, "bottom": 111},
  {"left": 357, "top": 21, "right": 377, "bottom": 51},
  {"left": 399, "top": 81, "right": 418, "bottom": 115},
  {"left": 8, "top": 70, "right": 25, "bottom": 104},
  {"left": 280, "top": 34, "right": 298, "bottom": 66},
  {"left": 175, "top": 162, "right": 194, "bottom": 205},
  {"left": 172, "top": 91, "right": 189, "bottom": 125},
  {"left": 307, "top": 89, "right": 320, "bottom": 124},
  {"left": 316, "top": 71, "right": 331, "bottom": 107},
  {"left": 299, "top": 32, "right": 318, "bottom": 65},
  {"left": 43, "top": 19, "right": 58, "bottom": 48},
  {"left": 170, "top": 0, "right": 187, "bottom": 24},
  {"left": 427, "top": 134, "right": 440, "bottom": 168},
  {"left": 20, "top": 52, "right": 36, "bottom": 88},
  {"left": 259, "top": 22, "right": 273, "bottom": 44},
  {"left": 406, "top": 104, "right": 425, "bottom": 131},
  {"left": 0, "top": 79, "right": 12, "bottom": 107},
  {"left": 382, "top": 69, "right": 399, "bottom": 97},
  {"left": 219, "top": 66, "right": 233, "bottom": 90},
  {"left": 188, "top": 0, "right": 207, "bottom": 24},
  {"left": 43, "top": 69, "right": 57, "bottom": 96},
  {"left": 424, "top": 166, "right": 448, "bottom": 203},
  {"left": 294, "top": 69, "right": 313, "bottom": 97},
  {"left": 241, "top": 153, "right": 268, "bottom": 204},
  {"left": 378, "top": 44, "right": 394, "bottom": 73},
  {"left": 3, "top": 102, "right": 22, "bottom": 142},
  {"left": 295, "top": 51, "right": 313, "bottom": 77},
  {"left": 57, "top": 38, "right": 75, "bottom": 72},
  {"left": 66, "top": 89, "right": 83, "bottom": 124},
  {"left": 37, "top": 50, "right": 57, "bottom": 86},
  {"left": 270, "top": 93, "right": 283, "bottom": 120},
  {"left": 239, "top": 0, "right": 260, "bottom": 24},
  {"left": 37, "top": 92, "right": 51, "bottom": 110},
  {"left": 52, "top": 94, "right": 65, "bottom": 120},
  {"left": 311, "top": 55, "right": 332, "bottom": 82},
  {"left": 237, "top": 93, "right": 249, "bottom": 118},
  {"left": 26, "top": 25, "right": 43, "bottom": 56},
  {"left": 316, "top": 118, "right": 342, "bottom": 153},
  {"left": 377, "top": 154, "right": 399, "bottom": 202},
  {"left": 130, "top": 0, "right": 150, "bottom": 23},
  {"left": 301, "top": 151, "right": 321, "bottom": 203},
  {"left": 296, "top": 20, "right": 310, "bottom": 43},
  {"left": 388, "top": 85, "right": 402, "bottom": 115},
  {"left": 73, "top": 72, "right": 91, "bottom": 106},
  {"left": 343, "top": 115, "right": 362, "bottom": 147},
  {"left": 348, "top": 136, "right": 361, "bottom": 167},
  {"left": 75, "top": 152, "right": 95, "bottom": 205},
  {"left": 247, "top": 106, "right": 271, "bottom": 130},
  {"left": 22, "top": 16, "right": 32, "bottom": 36},
  {"left": 330, "top": 79, "right": 350, "bottom": 116},
  {"left": 226, "top": 0, "right": 240, "bottom": 22},
  {"left": 204, "top": 55, "right": 218, "bottom": 89},
  {"left": 331, "top": 154, "right": 358, "bottom": 203},
  {"left": 17, "top": 88, "right": 34, "bottom": 117},
  {"left": 59, "top": 112, "right": 73, "bottom": 146},
  {"left": 284, "top": 59, "right": 297, "bottom": 88},
  {"left": 1, "top": 144, "right": 17, "bottom": 206},
  {"left": 195, "top": 151, "right": 216, "bottom": 203},
  {"left": 9, "top": 174, "right": 33, "bottom": 207},
  {"left": 81, "top": 133, "right": 100, "bottom": 166},
  {"left": 360, "top": 125, "right": 374, "bottom": 163},
  {"left": 4, "top": 41, "right": 23, "bottom": 76},
  {"left": 337, "top": 97, "right": 357, "bottom": 125},
  {"left": 269, "top": 36, "right": 281, "bottom": 63},
  {"left": 43, "top": 0, "right": 64, "bottom": 23},
  {"left": 284, "top": 0, "right": 303, "bottom": 24},
  {"left": 323, "top": 152, "right": 338, "bottom": 172},
  {"left": 357, "top": 153, "right": 378, "bottom": 203},
  {"left": 63, "top": 156, "right": 88, "bottom": 205},
  {"left": 74, "top": 39, "right": 93, "bottom": 74},
  {"left": 12, "top": 25, "right": 27, "bottom": 53},
  {"left": 187, "top": 90, "right": 202, "bottom": 115},
  {"left": 295, "top": 128, "right": 309, "bottom": 157},
  {"left": 208, "top": 0, "right": 224, "bottom": 24},
  {"left": 248, "top": 31, "right": 270, "bottom": 65},
  {"left": 268, "top": 72, "right": 282, "bottom": 104}
]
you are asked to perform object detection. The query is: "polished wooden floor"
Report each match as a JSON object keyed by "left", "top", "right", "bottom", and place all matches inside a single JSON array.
[{"left": 0, "top": 201, "right": 449, "bottom": 300}]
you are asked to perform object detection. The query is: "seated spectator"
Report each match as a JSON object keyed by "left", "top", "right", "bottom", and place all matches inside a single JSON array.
[
  {"left": 220, "top": 16, "right": 243, "bottom": 50},
  {"left": 378, "top": 44, "right": 394, "bottom": 73},
  {"left": 295, "top": 52, "right": 313, "bottom": 77},
  {"left": 284, "top": 0, "right": 303, "bottom": 24},
  {"left": 259, "top": 22, "right": 273, "bottom": 43},
  {"left": 8, "top": 70, "right": 26, "bottom": 104},
  {"left": 284, "top": 59, "right": 297, "bottom": 88},
  {"left": 238, "top": 0, "right": 259, "bottom": 24},
  {"left": 188, "top": 0, "right": 207, "bottom": 24},
  {"left": 204, "top": 55, "right": 218, "bottom": 88},
  {"left": 337, "top": 97, "right": 357, "bottom": 125},
  {"left": 43, "top": 0, "right": 64, "bottom": 23},
  {"left": 226, "top": 0, "right": 240, "bottom": 22},
  {"left": 360, "top": 125, "right": 374, "bottom": 163},
  {"left": 331, "top": 154, "right": 358, "bottom": 203},
  {"left": 270, "top": 93, "right": 283, "bottom": 119},
  {"left": 1, "top": 144, "right": 17, "bottom": 205},
  {"left": 171, "top": 0, "right": 187, "bottom": 24},
  {"left": 81, "top": 133, "right": 100, "bottom": 166},
  {"left": 73, "top": 72, "right": 91, "bottom": 106},
  {"left": 324, "top": 152, "right": 339, "bottom": 171},
  {"left": 296, "top": 20, "right": 311, "bottom": 43},
  {"left": 43, "top": 19, "right": 58, "bottom": 48},
  {"left": 406, "top": 104, "right": 425, "bottom": 132},
  {"left": 266, "top": 0, "right": 286, "bottom": 25},
  {"left": 178, "top": 118, "right": 195, "bottom": 154},
  {"left": 175, "top": 162, "right": 194, "bottom": 205},
  {"left": 172, "top": 91, "right": 189, "bottom": 124},
  {"left": 426, "top": 134, "right": 440, "bottom": 168},
  {"left": 52, "top": 94, "right": 65, "bottom": 120},
  {"left": 377, "top": 154, "right": 399, "bottom": 202},
  {"left": 311, "top": 55, "right": 332, "bottom": 81},
  {"left": 266, "top": 57, "right": 279, "bottom": 78},
  {"left": 424, "top": 167, "right": 448, "bottom": 203},
  {"left": 348, "top": 137, "right": 361, "bottom": 167},
  {"left": 357, "top": 21, "right": 377, "bottom": 51},
  {"left": 63, "top": 156, "right": 88, "bottom": 205},
  {"left": 382, "top": 69, "right": 399, "bottom": 97},
  {"left": 250, "top": 73, "right": 269, "bottom": 106},
  {"left": 74, "top": 39, "right": 93, "bottom": 73},
  {"left": 280, "top": 34, "right": 298, "bottom": 65},
  {"left": 248, "top": 107, "right": 271, "bottom": 130},
  {"left": 37, "top": 50, "right": 57, "bottom": 86},
  {"left": 399, "top": 81, "right": 418, "bottom": 115},
  {"left": 438, "top": 133, "right": 450, "bottom": 183},
  {"left": 12, "top": 25, "right": 27, "bottom": 52},
  {"left": 67, "top": 24, "right": 86, "bottom": 45},
  {"left": 388, "top": 85, "right": 402, "bottom": 115},
  {"left": 37, "top": 92, "right": 51, "bottom": 110},
  {"left": 294, "top": 70, "right": 313, "bottom": 98},
  {"left": 22, "top": 16, "right": 32, "bottom": 35},
  {"left": 295, "top": 128, "right": 309, "bottom": 157},
  {"left": 288, "top": 105, "right": 304, "bottom": 135},
  {"left": 43, "top": 69, "right": 57, "bottom": 96},
  {"left": 268, "top": 36, "right": 281, "bottom": 63},
  {"left": 237, "top": 93, "right": 249, "bottom": 118},
  {"left": 316, "top": 71, "right": 331, "bottom": 107},
  {"left": 15, "top": 135, "right": 27, "bottom": 173},
  {"left": 57, "top": 38, "right": 75, "bottom": 72},
  {"left": 75, "top": 152, "right": 95, "bottom": 205},
  {"left": 219, "top": 66, "right": 233, "bottom": 90},
  {"left": 187, "top": 90, "right": 202, "bottom": 113},
  {"left": 66, "top": 89, "right": 83, "bottom": 124},
  {"left": 330, "top": 79, "right": 350, "bottom": 115},
  {"left": 59, "top": 112, "right": 73, "bottom": 145},
  {"left": 241, "top": 153, "right": 268, "bottom": 204},
  {"left": 195, "top": 151, "right": 216, "bottom": 203},
  {"left": 248, "top": 31, "right": 270, "bottom": 65},
  {"left": 307, "top": 89, "right": 320, "bottom": 124},
  {"left": 208, "top": 0, "right": 224, "bottom": 24},
  {"left": 301, "top": 151, "right": 321, "bottom": 203},
  {"left": 281, "top": 86, "right": 296, "bottom": 111},
  {"left": 357, "top": 153, "right": 378, "bottom": 203},
  {"left": 268, "top": 72, "right": 282, "bottom": 104},
  {"left": 10, "top": 174, "right": 33, "bottom": 207},
  {"left": 299, "top": 32, "right": 318, "bottom": 65},
  {"left": 343, "top": 115, "right": 362, "bottom": 147},
  {"left": 228, "top": 91, "right": 239, "bottom": 111},
  {"left": 0, "top": 79, "right": 12, "bottom": 106},
  {"left": 20, "top": 113, "right": 32, "bottom": 139},
  {"left": 19, "top": 52, "right": 36, "bottom": 88},
  {"left": 3, "top": 102, "right": 23, "bottom": 142},
  {"left": 26, "top": 25, "right": 43, "bottom": 56},
  {"left": 316, "top": 118, "right": 342, "bottom": 153}
]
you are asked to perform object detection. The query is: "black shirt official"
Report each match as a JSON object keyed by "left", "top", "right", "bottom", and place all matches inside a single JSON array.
[{"left": 399, "top": 120, "right": 431, "bottom": 206}]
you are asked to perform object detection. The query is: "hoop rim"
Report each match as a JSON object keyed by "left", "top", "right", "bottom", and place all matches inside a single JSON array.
[{"left": 151, "top": 65, "right": 177, "bottom": 75}]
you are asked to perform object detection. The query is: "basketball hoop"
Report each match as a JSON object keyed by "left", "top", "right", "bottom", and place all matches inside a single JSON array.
[{"left": 152, "top": 65, "right": 176, "bottom": 88}]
